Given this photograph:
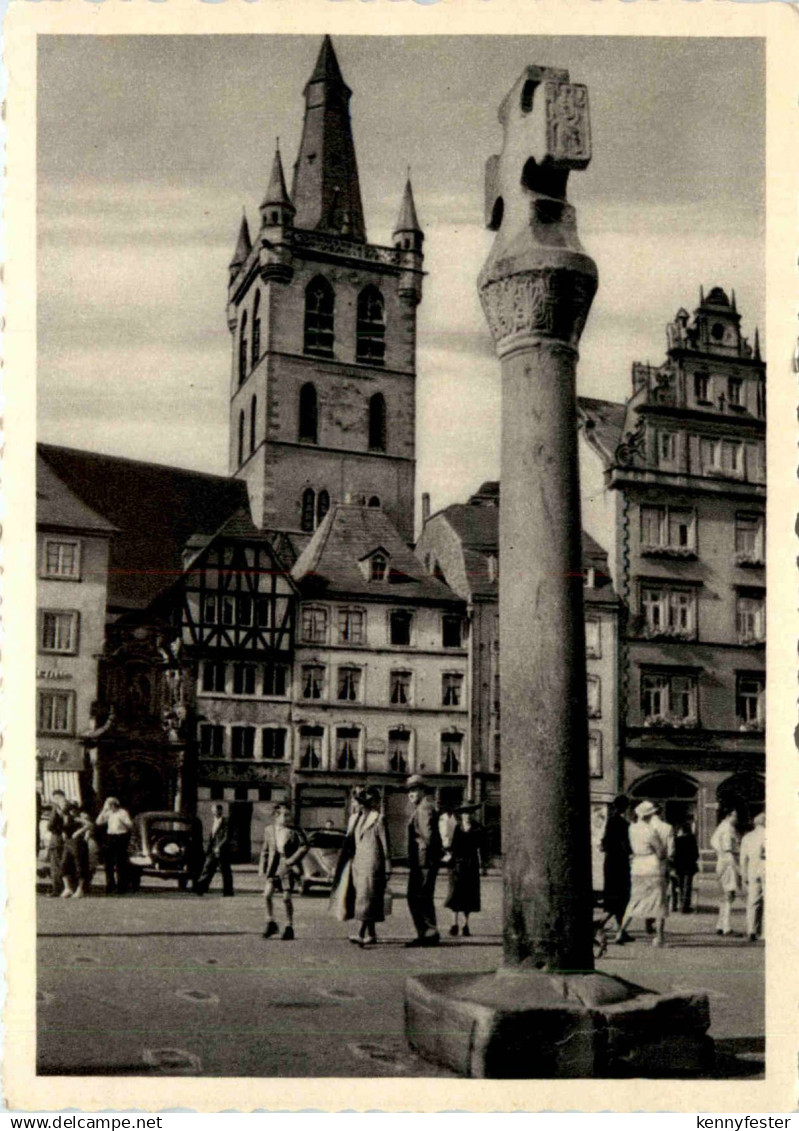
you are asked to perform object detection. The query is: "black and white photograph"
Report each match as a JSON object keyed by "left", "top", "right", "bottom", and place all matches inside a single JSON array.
[{"left": 5, "top": 0, "right": 798, "bottom": 1111}]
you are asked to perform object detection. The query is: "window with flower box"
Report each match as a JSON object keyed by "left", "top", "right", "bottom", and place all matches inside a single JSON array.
[
  {"left": 735, "top": 513, "right": 764, "bottom": 567},
  {"left": 641, "top": 671, "right": 697, "bottom": 727},
  {"left": 736, "top": 592, "right": 765, "bottom": 644},
  {"left": 736, "top": 674, "right": 765, "bottom": 730},
  {"left": 640, "top": 585, "right": 696, "bottom": 638},
  {"left": 640, "top": 506, "right": 696, "bottom": 558}
]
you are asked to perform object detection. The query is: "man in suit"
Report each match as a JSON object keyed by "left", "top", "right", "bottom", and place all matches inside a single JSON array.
[
  {"left": 259, "top": 802, "right": 308, "bottom": 940},
  {"left": 405, "top": 774, "right": 442, "bottom": 947},
  {"left": 195, "top": 803, "right": 234, "bottom": 896}
]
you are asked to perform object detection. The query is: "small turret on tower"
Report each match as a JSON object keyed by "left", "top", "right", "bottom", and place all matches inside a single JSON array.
[
  {"left": 229, "top": 212, "right": 252, "bottom": 281},
  {"left": 259, "top": 145, "right": 295, "bottom": 284},
  {"left": 393, "top": 177, "right": 424, "bottom": 305}
]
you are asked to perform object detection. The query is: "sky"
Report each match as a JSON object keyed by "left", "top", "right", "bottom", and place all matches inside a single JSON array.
[{"left": 37, "top": 34, "right": 765, "bottom": 521}]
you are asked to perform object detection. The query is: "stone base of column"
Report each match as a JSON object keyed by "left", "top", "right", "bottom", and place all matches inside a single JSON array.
[{"left": 405, "top": 969, "right": 713, "bottom": 1078}]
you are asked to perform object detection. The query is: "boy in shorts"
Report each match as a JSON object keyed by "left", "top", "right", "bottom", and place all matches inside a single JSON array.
[{"left": 258, "top": 803, "right": 308, "bottom": 940}]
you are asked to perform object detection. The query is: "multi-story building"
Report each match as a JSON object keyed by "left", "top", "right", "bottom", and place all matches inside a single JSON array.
[
  {"left": 291, "top": 501, "right": 469, "bottom": 855},
  {"left": 227, "top": 36, "right": 423, "bottom": 544},
  {"left": 579, "top": 287, "right": 765, "bottom": 847},
  {"left": 415, "top": 482, "right": 621, "bottom": 861},
  {"left": 36, "top": 453, "right": 115, "bottom": 805}
]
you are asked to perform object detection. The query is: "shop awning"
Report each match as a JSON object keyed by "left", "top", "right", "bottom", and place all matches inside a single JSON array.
[{"left": 42, "top": 770, "right": 82, "bottom": 804}]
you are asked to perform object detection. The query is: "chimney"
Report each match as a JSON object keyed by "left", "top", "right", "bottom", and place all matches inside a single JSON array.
[{"left": 422, "top": 492, "right": 431, "bottom": 525}]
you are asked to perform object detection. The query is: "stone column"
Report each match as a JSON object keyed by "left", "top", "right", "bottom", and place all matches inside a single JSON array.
[
  {"left": 405, "top": 66, "right": 713, "bottom": 1078},
  {"left": 478, "top": 69, "right": 596, "bottom": 971}
]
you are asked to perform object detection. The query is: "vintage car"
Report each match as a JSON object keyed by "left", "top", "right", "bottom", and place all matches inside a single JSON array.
[
  {"left": 127, "top": 811, "right": 204, "bottom": 891},
  {"left": 299, "top": 827, "right": 345, "bottom": 894}
]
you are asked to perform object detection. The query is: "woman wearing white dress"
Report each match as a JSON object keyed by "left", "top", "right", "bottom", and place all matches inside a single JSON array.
[
  {"left": 614, "top": 800, "right": 670, "bottom": 947},
  {"left": 710, "top": 809, "right": 741, "bottom": 936}
]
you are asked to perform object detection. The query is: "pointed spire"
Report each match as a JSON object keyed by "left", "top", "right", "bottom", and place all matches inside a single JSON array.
[
  {"left": 731, "top": 288, "right": 737, "bottom": 312},
  {"left": 394, "top": 177, "right": 422, "bottom": 235},
  {"left": 754, "top": 326, "right": 761, "bottom": 360},
  {"left": 308, "top": 35, "right": 348, "bottom": 92},
  {"left": 229, "top": 211, "right": 252, "bottom": 270},
  {"left": 291, "top": 36, "right": 366, "bottom": 242},
  {"left": 699, "top": 284, "right": 705, "bottom": 305},
  {"left": 261, "top": 143, "right": 293, "bottom": 210}
]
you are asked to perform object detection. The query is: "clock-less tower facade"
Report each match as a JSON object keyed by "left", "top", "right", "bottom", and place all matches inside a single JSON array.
[{"left": 227, "top": 37, "right": 423, "bottom": 544}]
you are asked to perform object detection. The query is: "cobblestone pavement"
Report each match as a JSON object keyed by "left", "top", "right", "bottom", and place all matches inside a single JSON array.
[{"left": 37, "top": 871, "right": 764, "bottom": 1078}]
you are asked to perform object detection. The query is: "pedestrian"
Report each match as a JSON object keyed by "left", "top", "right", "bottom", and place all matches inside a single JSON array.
[
  {"left": 739, "top": 811, "right": 765, "bottom": 942},
  {"left": 710, "top": 808, "right": 741, "bottom": 937},
  {"left": 195, "top": 803, "right": 234, "bottom": 896},
  {"left": 258, "top": 802, "right": 308, "bottom": 940},
  {"left": 60, "top": 806, "right": 95, "bottom": 898},
  {"left": 672, "top": 821, "right": 700, "bottom": 913},
  {"left": 347, "top": 786, "right": 391, "bottom": 947},
  {"left": 438, "top": 804, "right": 457, "bottom": 866},
  {"left": 45, "top": 789, "right": 72, "bottom": 898},
  {"left": 614, "top": 800, "right": 670, "bottom": 948},
  {"left": 600, "top": 795, "right": 632, "bottom": 938},
  {"left": 444, "top": 804, "right": 483, "bottom": 937},
  {"left": 95, "top": 796, "right": 134, "bottom": 895},
  {"left": 405, "top": 774, "right": 442, "bottom": 947},
  {"left": 329, "top": 788, "right": 365, "bottom": 929}
]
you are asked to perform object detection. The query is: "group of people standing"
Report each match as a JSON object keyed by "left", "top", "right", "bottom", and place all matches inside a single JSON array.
[
  {"left": 601, "top": 796, "right": 765, "bottom": 947},
  {"left": 45, "top": 790, "right": 133, "bottom": 898},
  {"left": 327, "top": 774, "right": 485, "bottom": 948}
]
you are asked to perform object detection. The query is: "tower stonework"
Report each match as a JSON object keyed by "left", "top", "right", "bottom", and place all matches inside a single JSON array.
[{"left": 227, "top": 37, "right": 423, "bottom": 543}]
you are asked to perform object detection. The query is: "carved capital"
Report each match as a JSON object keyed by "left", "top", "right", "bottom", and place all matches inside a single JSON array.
[{"left": 479, "top": 268, "right": 596, "bottom": 358}]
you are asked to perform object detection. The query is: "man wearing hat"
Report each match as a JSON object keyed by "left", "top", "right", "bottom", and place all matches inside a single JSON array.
[{"left": 405, "top": 775, "right": 443, "bottom": 947}]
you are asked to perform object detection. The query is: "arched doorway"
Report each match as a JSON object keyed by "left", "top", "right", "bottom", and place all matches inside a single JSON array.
[
  {"left": 629, "top": 771, "right": 699, "bottom": 832},
  {"left": 716, "top": 772, "right": 764, "bottom": 831}
]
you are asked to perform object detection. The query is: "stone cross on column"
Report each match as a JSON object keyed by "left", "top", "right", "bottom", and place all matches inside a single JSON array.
[
  {"left": 478, "top": 66, "right": 597, "bottom": 972},
  {"left": 405, "top": 67, "right": 712, "bottom": 1077}
]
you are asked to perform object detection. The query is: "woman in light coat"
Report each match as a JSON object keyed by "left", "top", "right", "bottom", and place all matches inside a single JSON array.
[
  {"left": 330, "top": 787, "right": 391, "bottom": 946},
  {"left": 710, "top": 808, "right": 741, "bottom": 936},
  {"left": 614, "top": 800, "right": 670, "bottom": 947}
]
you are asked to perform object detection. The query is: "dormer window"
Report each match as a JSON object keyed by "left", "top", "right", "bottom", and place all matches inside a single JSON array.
[{"left": 371, "top": 552, "right": 387, "bottom": 582}]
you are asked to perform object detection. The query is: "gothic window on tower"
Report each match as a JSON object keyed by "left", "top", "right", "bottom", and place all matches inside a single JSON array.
[
  {"left": 238, "top": 410, "right": 245, "bottom": 467},
  {"left": 238, "top": 311, "right": 248, "bottom": 386},
  {"left": 368, "top": 393, "right": 387, "bottom": 452},
  {"left": 299, "top": 383, "right": 319, "bottom": 444},
  {"left": 356, "top": 286, "right": 386, "bottom": 365},
  {"left": 316, "top": 489, "right": 330, "bottom": 526},
  {"left": 251, "top": 291, "right": 261, "bottom": 368},
  {"left": 250, "top": 395, "right": 257, "bottom": 456},
  {"left": 301, "top": 487, "right": 316, "bottom": 532},
  {"left": 304, "top": 276, "right": 335, "bottom": 358}
]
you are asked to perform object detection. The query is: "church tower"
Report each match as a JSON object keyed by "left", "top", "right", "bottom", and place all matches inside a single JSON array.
[{"left": 227, "top": 36, "right": 423, "bottom": 543}]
